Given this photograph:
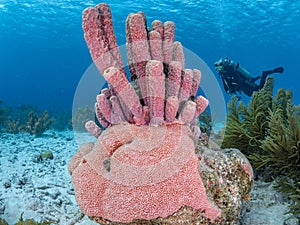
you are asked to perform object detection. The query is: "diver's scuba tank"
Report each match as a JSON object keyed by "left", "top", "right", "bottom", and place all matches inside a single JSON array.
[{"left": 223, "top": 58, "right": 251, "bottom": 80}]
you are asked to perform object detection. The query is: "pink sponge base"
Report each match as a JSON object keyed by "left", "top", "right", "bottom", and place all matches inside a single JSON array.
[{"left": 69, "top": 124, "right": 220, "bottom": 223}]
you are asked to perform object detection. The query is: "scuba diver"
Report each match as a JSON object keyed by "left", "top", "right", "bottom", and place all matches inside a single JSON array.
[{"left": 214, "top": 58, "right": 284, "bottom": 99}]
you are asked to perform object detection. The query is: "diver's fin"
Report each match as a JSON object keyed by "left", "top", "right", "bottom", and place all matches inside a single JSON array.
[{"left": 272, "top": 66, "right": 284, "bottom": 73}]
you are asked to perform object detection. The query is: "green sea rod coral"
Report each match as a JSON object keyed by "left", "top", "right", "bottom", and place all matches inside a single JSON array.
[
  {"left": 221, "top": 76, "right": 300, "bottom": 216},
  {"left": 221, "top": 76, "right": 275, "bottom": 156},
  {"left": 249, "top": 88, "right": 298, "bottom": 170}
]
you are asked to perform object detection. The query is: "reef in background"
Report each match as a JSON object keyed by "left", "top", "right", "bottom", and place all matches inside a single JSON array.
[{"left": 0, "top": 102, "right": 73, "bottom": 136}]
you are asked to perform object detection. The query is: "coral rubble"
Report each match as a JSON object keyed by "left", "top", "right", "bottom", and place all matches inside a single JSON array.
[{"left": 69, "top": 3, "right": 253, "bottom": 224}]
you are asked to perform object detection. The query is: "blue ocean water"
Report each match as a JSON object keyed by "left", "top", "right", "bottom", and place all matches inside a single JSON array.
[{"left": 0, "top": 0, "right": 299, "bottom": 111}]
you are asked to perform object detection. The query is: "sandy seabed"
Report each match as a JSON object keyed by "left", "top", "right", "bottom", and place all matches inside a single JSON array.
[{"left": 0, "top": 130, "right": 298, "bottom": 225}]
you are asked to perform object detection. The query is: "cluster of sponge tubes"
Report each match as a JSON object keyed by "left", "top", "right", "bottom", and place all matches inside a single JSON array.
[{"left": 82, "top": 3, "right": 209, "bottom": 139}]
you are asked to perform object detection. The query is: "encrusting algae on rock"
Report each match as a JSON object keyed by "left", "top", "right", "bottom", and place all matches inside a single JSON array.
[{"left": 68, "top": 2, "right": 254, "bottom": 224}]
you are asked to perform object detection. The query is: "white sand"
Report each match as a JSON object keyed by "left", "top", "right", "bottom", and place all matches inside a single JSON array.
[
  {"left": 0, "top": 130, "right": 98, "bottom": 225},
  {"left": 0, "top": 130, "right": 298, "bottom": 224}
]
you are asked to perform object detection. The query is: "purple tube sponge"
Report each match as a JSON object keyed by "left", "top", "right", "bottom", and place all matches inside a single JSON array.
[
  {"left": 103, "top": 67, "right": 145, "bottom": 124},
  {"left": 172, "top": 41, "right": 185, "bottom": 68},
  {"left": 163, "top": 21, "right": 175, "bottom": 65},
  {"left": 165, "top": 96, "right": 179, "bottom": 123},
  {"left": 145, "top": 60, "right": 165, "bottom": 125},
  {"left": 166, "top": 61, "right": 182, "bottom": 99},
  {"left": 70, "top": 4, "right": 254, "bottom": 225}
]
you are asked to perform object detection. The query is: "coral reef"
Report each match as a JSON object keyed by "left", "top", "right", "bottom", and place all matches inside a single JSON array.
[
  {"left": 5, "top": 120, "right": 21, "bottom": 134},
  {"left": 50, "top": 110, "right": 72, "bottom": 131},
  {"left": 0, "top": 103, "right": 54, "bottom": 136},
  {"left": 72, "top": 105, "right": 94, "bottom": 131},
  {"left": 0, "top": 100, "right": 9, "bottom": 129},
  {"left": 69, "top": 3, "right": 253, "bottom": 224},
  {"left": 222, "top": 77, "right": 300, "bottom": 216},
  {"left": 18, "top": 111, "right": 54, "bottom": 137}
]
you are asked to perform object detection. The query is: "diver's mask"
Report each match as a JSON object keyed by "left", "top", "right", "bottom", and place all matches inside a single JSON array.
[
  {"left": 214, "top": 58, "right": 224, "bottom": 73},
  {"left": 214, "top": 57, "right": 231, "bottom": 73}
]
